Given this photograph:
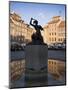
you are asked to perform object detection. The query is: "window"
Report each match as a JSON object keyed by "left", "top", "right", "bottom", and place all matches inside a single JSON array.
[
  {"left": 54, "top": 62, "right": 56, "bottom": 65},
  {"left": 52, "top": 61, "right": 53, "bottom": 64},
  {"left": 55, "top": 32, "right": 56, "bottom": 35},
  {"left": 58, "top": 38, "right": 60, "bottom": 41},
  {"left": 49, "top": 33, "right": 51, "bottom": 35},
  {"left": 49, "top": 61, "right": 51, "bottom": 64},
  {"left": 55, "top": 38, "right": 56, "bottom": 41},
  {"left": 61, "top": 38, "right": 62, "bottom": 41}
]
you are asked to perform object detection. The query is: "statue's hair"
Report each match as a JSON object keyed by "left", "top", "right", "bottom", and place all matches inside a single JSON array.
[{"left": 33, "top": 20, "right": 38, "bottom": 24}]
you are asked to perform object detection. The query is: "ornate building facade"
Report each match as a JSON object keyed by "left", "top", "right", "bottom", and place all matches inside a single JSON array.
[
  {"left": 43, "top": 16, "right": 65, "bottom": 45},
  {"left": 10, "top": 13, "right": 34, "bottom": 44}
]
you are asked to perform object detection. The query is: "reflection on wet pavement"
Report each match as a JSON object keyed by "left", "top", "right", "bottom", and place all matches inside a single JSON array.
[
  {"left": 48, "top": 59, "right": 65, "bottom": 85},
  {"left": 9, "top": 58, "right": 65, "bottom": 88}
]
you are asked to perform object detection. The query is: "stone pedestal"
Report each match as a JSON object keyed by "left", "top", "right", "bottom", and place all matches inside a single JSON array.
[{"left": 25, "top": 45, "right": 48, "bottom": 87}]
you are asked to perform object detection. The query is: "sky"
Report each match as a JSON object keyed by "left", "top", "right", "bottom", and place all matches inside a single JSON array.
[{"left": 10, "top": 1, "right": 66, "bottom": 26}]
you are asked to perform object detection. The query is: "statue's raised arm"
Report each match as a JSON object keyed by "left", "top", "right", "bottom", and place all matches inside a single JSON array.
[{"left": 30, "top": 18, "right": 35, "bottom": 27}]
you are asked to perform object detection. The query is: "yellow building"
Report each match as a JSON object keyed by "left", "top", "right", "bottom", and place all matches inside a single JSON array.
[
  {"left": 43, "top": 16, "right": 65, "bottom": 45},
  {"left": 57, "top": 21, "right": 65, "bottom": 43},
  {"left": 10, "top": 12, "right": 34, "bottom": 43}
]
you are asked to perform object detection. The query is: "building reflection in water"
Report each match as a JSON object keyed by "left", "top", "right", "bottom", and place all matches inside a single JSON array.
[
  {"left": 48, "top": 59, "right": 65, "bottom": 86},
  {"left": 48, "top": 59, "right": 65, "bottom": 78},
  {"left": 10, "top": 58, "right": 65, "bottom": 87},
  {"left": 10, "top": 60, "right": 25, "bottom": 81}
]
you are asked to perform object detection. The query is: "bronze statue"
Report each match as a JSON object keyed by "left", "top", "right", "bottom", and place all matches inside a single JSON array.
[{"left": 30, "top": 18, "right": 44, "bottom": 44}]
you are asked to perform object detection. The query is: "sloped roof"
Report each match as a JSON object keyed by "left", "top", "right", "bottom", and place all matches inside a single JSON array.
[
  {"left": 58, "top": 21, "right": 65, "bottom": 28},
  {"left": 52, "top": 16, "right": 60, "bottom": 18},
  {"left": 48, "top": 19, "right": 60, "bottom": 24}
]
